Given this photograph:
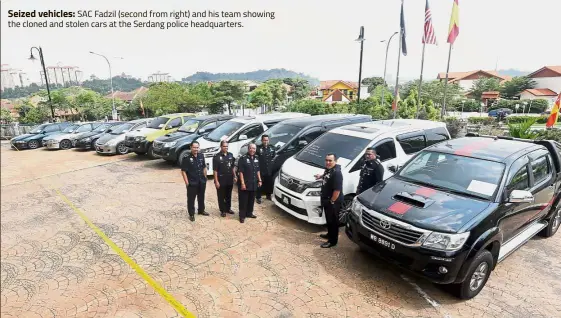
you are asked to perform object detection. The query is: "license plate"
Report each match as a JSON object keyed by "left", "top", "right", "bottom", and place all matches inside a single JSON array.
[
  {"left": 282, "top": 195, "right": 290, "bottom": 205},
  {"left": 370, "top": 233, "right": 395, "bottom": 250}
]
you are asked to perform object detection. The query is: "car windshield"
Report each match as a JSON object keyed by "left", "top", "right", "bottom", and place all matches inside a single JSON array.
[
  {"left": 255, "top": 123, "right": 301, "bottom": 149},
  {"left": 178, "top": 119, "right": 201, "bottom": 133},
  {"left": 62, "top": 125, "right": 78, "bottom": 133},
  {"left": 111, "top": 123, "right": 134, "bottom": 134},
  {"left": 205, "top": 121, "right": 244, "bottom": 142},
  {"left": 75, "top": 124, "right": 92, "bottom": 133},
  {"left": 146, "top": 116, "right": 169, "bottom": 129},
  {"left": 294, "top": 132, "right": 371, "bottom": 168},
  {"left": 93, "top": 124, "right": 110, "bottom": 133},
  {"left": 30, "top": 124, "right": 49, "bottom": 134},
  {"left": 396, "top": 151, "right": 505, "bottom": 200}
]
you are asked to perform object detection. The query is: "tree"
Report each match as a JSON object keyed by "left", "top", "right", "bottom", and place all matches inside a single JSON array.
[
  {"left": 500, "top": 76, "right": 537, "bottom": 99},
  {"left": 361, "top": 77, "right": 386, "bottom": 93},
  {"left": 141, "top": 82, "right": 191, "bottom": 116},
  {"left": 211, "top": 80, "right": 246, "bottom": 115},
  {"left": 249, "top": 85, "right": 273, "bottom": 109},
  {"left": 469, "top": 78, "right": 501, "bottom": 101},
  {"left": 81, "top": 75, "right": 145, "bottom": 95},
  {"left": 283, "top": 78, "right": 311, "bottom": 101},
  {"left": 1, "top": 108, "right": 13, "bottom": 123},
  {"left": 286, "top": 99, "right": 328, "bottom": 115},
  {"left": 402, "top": 80, "right": 462, "bottom": 106},
  {"left": 18, "top": 103, "right": 50, "bottom": 124}
]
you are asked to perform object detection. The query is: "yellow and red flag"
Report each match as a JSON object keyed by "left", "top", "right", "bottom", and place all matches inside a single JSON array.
[
  {"left": 447, "top": 0, "right": 460, "bottom": 44},
  {"left": 546, "top": 92, "right": 560, "bottom": 128}
]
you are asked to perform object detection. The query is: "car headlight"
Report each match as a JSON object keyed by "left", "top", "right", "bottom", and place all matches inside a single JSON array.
[
  {"left": 164, "top": 141, "right": 177, "bottom": 148},
  {"left": 351, "top": 197, "right": 362, "bottom": 217},
  {"left": 422, "top": 232, "right": 470, "bottom": 251},
  {"left": 135, "top": 136, "right": 145, "bottom": 141},
  {"left": 83, "top": 137, "right": 91, "bottom": 142},
  {"left": 306, "top": 191, "right": 322, "bottom": 196},
  {"left": 309, "top": 180, "right": 322, "bottom": 188}
]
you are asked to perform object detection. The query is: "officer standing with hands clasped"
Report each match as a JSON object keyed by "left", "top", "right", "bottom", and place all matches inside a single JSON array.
[
  {"left": 356, "top": 147, "right": 385, "bottom": 195},
  {"left": 180, "top": 140, "right": 209, "bottom": 222},
  {"left": 256, "top": 134, "right": 276, "bottom": 204},
  {"left": 213, "top": 140, "right": 237, "bottom": 217},
  {"left": 314, "top": 153, "right": 343, "bottom": 248},
  {"left": 238, "top": 143, "right": 262, "bottom": 223}
]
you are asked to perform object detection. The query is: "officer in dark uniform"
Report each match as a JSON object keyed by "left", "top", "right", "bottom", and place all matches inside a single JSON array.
[
  {"left": 180, "top": 140, "right": 209, "bottom": 222},
  {"left": 356, "top": 147, "right": 385, "bottom": 195},
  {"left": 213, "top": 140, "right": 237, "bottom": 217},
  {"left": 238, "top": 143, "right": 262, "bottom": 223},
  {"left": 256, "top": 134, "right": 276, "bottom": 204},
  {"left": 314, "top": 153, "right": 343, "bottom": 248}
]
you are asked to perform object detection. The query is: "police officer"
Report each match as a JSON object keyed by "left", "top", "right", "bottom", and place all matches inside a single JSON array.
[
  {"left": 238, "top": 143, "right": 262, "bottom": 223},
  {"left": 314, "top": 153, "right": 343, "bottom": 248},
  {"left": 256, "top": 134, "right": 276, "bottom": 204},
  {"left": 180, "top": 141, "right": 209, "bottom": 222},
  {"left": 356, "top": 147, "right": 385, "bottom": 195},
  {"left": 213, "top": 140, "right": 237, "bottom": 217}
]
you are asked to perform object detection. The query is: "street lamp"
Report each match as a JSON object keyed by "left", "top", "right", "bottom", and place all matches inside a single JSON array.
[
  {"left": 355, "top": 26, "right": 365, "bottom": 103},
  {"left": 90, "top": 51, "right": 119, "bottom": 120},
  {"left": 380, "top": 31, "right": 399, "bottom": 107},
  {"left": 523, "top": 101, "right": 528, "bottom": 115},
  {"left": 461, "top": 100, "right": 466, "bottom": 117},
  {"left": 515, "top": 103, "right": 520, "bottom": 114},
  {"left": 29, "top": 47, "right": 54, "bottom": 120}
]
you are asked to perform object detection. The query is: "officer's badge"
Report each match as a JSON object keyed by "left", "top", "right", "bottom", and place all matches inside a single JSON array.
[
  {"left": 220, "top": 156, "right": 223, "bottom": 161},
  {"left": 246, "top": 158, "right": 250, "bottom": 163},
  {"left": 190, "top": 158, "right": 193, "bottom": 162}
]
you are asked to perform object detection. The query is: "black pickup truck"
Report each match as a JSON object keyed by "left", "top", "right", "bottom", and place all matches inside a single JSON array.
[{"left": 346, "top": 135, "right": 561, "bottom": 299}]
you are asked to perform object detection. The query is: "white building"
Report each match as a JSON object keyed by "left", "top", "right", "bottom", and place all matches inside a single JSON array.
[
  {"left": 518, "top": 89, "right": 558, "bottom": 106},
  {"left": 437, "top": 70, "right": 511, "bottom": 91},
  {"left": 526, "top": 66, "right": 561, "bottom": 94}
]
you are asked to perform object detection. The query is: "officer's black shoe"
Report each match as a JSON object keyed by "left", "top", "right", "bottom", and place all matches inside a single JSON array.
[
  {"left": 256, "top": 198, "right": 262, "bottom": 204},
  {"left": 198, "top": 211, "right": 210, "bottom": 216},
  {"left": 189, "top": 215, "right": 195, "bottom": 222},
  {"left": 221, "top": 212, "right": 226, "bottom": 217},
  {"left": 319, "top": 233, "right": 329, "bottom": 239},
  {"left": 227, "top": 210, "right": 235, "bottom": 214},
  {"left": 240, "top": 218, "right": 245, "bottom": 223},
  {"left": 248, "top": 214, "right": 257, "bottom": 218},
  {"left": 321, "top": 242, "right": 336, "bottom": 248}
]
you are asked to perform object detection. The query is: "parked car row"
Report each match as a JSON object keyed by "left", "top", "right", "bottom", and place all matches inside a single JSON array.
[{"left": 10, "top": 113, "right": 561, "bottom": 301}]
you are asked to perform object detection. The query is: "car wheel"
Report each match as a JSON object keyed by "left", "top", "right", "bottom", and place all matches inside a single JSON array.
[
  {"left": 90, "top": 139, "right": 98, "bottom": 150},
  {"left": 60, "top": 139, "right": 71, "bottom": 149},
  {"left": 338, "top": 195, "right": 355, "bottom": 227},
  {"left": 540, "top": 202, "right": 561, "bottom": 237},
  {"left": 451, "top": 250, "right": 493, "bottom": 300},
  {"left": 116, "top": 142, "right": 129, "bottom": 155},
  {"left": 147, "top": 143, "right": 157, "bottom": 159},
  {"left": 178, "top": 149, "right": 190, "bottom": 166},
  {"left": 28, "top": 140, "right": 39, "bottom": 149}
]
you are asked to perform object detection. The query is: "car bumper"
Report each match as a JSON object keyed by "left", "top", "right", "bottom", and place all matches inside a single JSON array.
[
  {"left": 74, "top": 140, "right": 93, "bottom": 149},
  {"left": 152, "top": 145, "right": 179, "bottom": 161},
  {"left": 272, "top": 182, "right": 325, "bottom": 225},
  {"left": 127, "top": 140, "right": 149, "bottom": 153},
  {"left": 11, "top": 142, "right": 29, "bottom": 149},
  {"left": 345, "top": 213, "right": 466, "bottom": 284},
  {"left": 45, "top": 141, "right": 62, "bottom": 149},
  {"left": 95, "top": 144, "right": 117, "bottom": 154}
]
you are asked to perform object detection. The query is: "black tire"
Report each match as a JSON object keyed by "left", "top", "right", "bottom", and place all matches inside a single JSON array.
[
  {"left": 540, "top": 202, "right": 561, "bottom": 238},
  {"left": 146, "top": 143, "right": 157, "bottom": 159},
  {"left": 339, "top": 195, "right": 355, "bottom": 227},
  {"left": 178, "top": 149, "right": 190, "bottom": 166},
  {"left": 90, "top": 139, "right": 98, "bottom": 150},
  {"left": 450, "top": 250, "right": 493, "bottom": 300},
  {"left": 28, "top": 140, "right": 39, "bottom": 149},
  {"left": 116, "top": 142, "right": 129, "bottom": 155},
  {"left": 134, "top": 151, "right": 146, "bottom": 155},
  {"left": 60, "top": 139, "right": 72, "bottom": 150}
]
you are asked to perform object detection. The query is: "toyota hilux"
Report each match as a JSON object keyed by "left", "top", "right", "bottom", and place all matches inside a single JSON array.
[{"left": 346, "top": 135, "right": 561, "bottom": 299}]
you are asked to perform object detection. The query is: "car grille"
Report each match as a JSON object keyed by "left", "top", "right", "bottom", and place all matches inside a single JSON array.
[
  {"left": 279, "top": 172, "right": 308, "bottom": 193},
  {"left": 361, "top": 210, "right": 424, "bottom": 245}
]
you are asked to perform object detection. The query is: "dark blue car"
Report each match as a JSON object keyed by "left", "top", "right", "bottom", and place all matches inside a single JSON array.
[{"left": 10, "top": 122, "right": 72, "bottom": 150}]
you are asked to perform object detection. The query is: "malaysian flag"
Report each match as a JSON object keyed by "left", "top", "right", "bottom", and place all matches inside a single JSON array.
[{"left": 422, "top": 0, "right": 437, "bottom": 45}]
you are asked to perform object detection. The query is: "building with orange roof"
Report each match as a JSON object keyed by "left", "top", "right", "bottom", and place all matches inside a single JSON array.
[
  {"left": 315, "top": 80, "right": 369, "bottom": 104},
  {"left": 437, "top": 70, "right": 511, "bottom": 91},
  {"left": 526, "top": 66, "right": 561, "bottom": 95}
]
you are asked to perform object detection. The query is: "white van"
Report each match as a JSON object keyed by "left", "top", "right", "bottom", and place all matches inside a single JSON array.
[
  {"left": 272, "top": 119, "right": 451, "bottom": 225},
  {"left": 197, "top": 112, "right": 310, "bottom": 175}
]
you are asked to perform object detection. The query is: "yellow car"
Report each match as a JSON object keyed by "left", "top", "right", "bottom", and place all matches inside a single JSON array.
[{"left": 124, "top": 113, "right": 195, "bottom": 158}]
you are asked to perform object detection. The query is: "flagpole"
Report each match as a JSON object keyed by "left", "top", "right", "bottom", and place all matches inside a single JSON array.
[
  {"left": 441, "top": 43, "right": 453, "bottom": 118},
  {"left": 393, "top": 0, "right": 404, "bottom": 119},
  {"left": 416, "top": 42, "right": 426, "bottom": 118}
]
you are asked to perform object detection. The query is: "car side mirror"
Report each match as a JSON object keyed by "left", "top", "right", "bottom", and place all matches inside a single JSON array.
[
  {"left": 508, "top": 190, "right": 534, "bottom": 203},
  {"left": 388, "top": 164, "right": 399, "bottom": 173},
  {"left": 239, "top": 134, "right": 248, "bottom": 141}
]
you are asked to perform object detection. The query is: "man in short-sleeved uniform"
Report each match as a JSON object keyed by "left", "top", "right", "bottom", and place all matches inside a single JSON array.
[
  {"left": 237, "top": 143, "right": 262, "bottom": 223},
  {"left": 213, "top": 140, "right": 237, "bottom": 217},
  {"left": 256, "top": 134, "right": 276, "bottom": 204},
  {"left": 180, "top": 141, "right": 209, "bottom": 222},
  {"left": 314, "top": 153, "right": 343, "bottom": 248},
  {"left": 357, "top": 147, "right": 385, "bottom": 195}
]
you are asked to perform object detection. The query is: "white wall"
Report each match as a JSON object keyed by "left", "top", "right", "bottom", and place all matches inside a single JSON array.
[
  {"left": 457, "top": 79, "right": 475, "bottom": 91},
  {"left": 532, "top": 77, "right": 561, "bottom": 94},
  {"left": 519, "top": 91, "right": 557, "bottom": 108}
]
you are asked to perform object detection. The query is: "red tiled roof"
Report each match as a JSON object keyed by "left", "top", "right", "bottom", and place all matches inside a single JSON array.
[
  {"left": 320, "top": 80, "right": 358, "bottom": 90},
  {"left": 527, "top": 66, "right": 561, "bottom": 78},
  {"left": 522, "top": 88, "right": 558, "bottom": 96},
  {"left": 323, "top": 89, "right": 352, "bottom": 102},
  {"left": 481, "top": 91, "right": 500, "bottom": 98},
  {"left": 106, "top": 86, "right": 148, "bottom": 101},
  {"left": 437, "top": 70, "right": 510, "bottom": 82}
]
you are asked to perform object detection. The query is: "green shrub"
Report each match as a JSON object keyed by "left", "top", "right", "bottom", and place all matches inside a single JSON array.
[
  {"left": 467, "top": 117, "right": 495, "bottom": 124},
  {"left": 507, "top": 116, "right": 548, "bottom": 124},
  {"left": 443, "top": 117, "right": 464, "bottom": 138},
  {"left": 488, "top": 99, "right": 548, "bottom": 114},
  {"left": 535, "top": 129, "right": 561, "bottom": 142},
  {"left": 508, "top": 118, "right": 539, "bottom": 139}
]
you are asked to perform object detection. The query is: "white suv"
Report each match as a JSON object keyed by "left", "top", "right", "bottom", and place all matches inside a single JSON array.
[
  {"left": 272, "top": 119, "right": 451, "bottom": 225},
  {"left": 197, "top": 113, "right": 310, "bottom": 175}
]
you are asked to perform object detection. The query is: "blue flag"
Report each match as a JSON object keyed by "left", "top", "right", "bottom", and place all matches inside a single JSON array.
[{"left": 400, "top": 1, "right": 407, "bottom": 56}]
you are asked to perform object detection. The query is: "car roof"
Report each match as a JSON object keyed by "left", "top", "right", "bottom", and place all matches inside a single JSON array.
[
  {"left": 428, "top": 137, "right": 541, "bottom": 162},
  {"left": 193, "top": 114, "right": 234, "bottom": 121},
  {"left": 128, "top": 118, "right": 151, "bottom": 124},
  {"left": 160, "top": 113, "right": 194, "bottom": 118},
  {"left": 278, "top": 114, "right": 371, "bottom": 127},
  {"left": 230, "top": 112, "right": 310, "bottom": 124},
  {"left": 330, "top": 119, "right": 447, "bottom": 139}
]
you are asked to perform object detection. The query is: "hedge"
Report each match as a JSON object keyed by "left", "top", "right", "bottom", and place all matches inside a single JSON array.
[
  {"left": 487, "top": 99, "right": 548, "bottom": 114},
  {"left": 467, "top": 117, "right": 495, "bottom": 124},
  {"left": 506, "top": 116, "right": 548, "bottom": 124}
]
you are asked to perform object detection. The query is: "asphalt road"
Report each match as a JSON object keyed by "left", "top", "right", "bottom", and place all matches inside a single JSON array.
[{"left": 1, "top": 141, "right": 560, "bottom": 317}]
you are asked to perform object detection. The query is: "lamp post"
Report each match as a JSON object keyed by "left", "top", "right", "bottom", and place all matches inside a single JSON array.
[
  {"left": 380, "top": 32, "right": 399, "bottom": 107},
  {"left": 29, "top": 47, "right": 54, "bottom": 120},
  {"left": 461, "top": 100, "right": 465, "bottom": 117},
  {"left": 523, "top": 101, "right": 528, "bottom": 115},
  {"left": 355, "top": 26, "right": 365, "bottom": 103},
  {"left": 515, "top": 103, "right": 520, "bottom": 114},
  {"left": 90, "top": 51, "right": 119, "bottom": 120}
]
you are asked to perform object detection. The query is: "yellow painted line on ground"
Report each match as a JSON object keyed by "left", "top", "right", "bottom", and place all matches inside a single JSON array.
[{"left": 53, "top": 188, "right": 195, "bottom": 318}]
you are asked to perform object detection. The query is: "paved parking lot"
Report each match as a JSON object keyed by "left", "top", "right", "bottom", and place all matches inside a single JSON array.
[{"left": 1, "top": 141, "right": 560, "bottom": 318}]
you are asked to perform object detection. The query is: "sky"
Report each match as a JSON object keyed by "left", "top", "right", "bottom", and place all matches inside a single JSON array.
[{"left": 2, "top": 0, "right": 560, "bottom": 85}]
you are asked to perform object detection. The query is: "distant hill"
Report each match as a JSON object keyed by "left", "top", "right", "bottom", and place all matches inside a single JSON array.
[
  {"left": 181, "top": 68, "right": 320, "bottom": 86},
  {"left": 498, "top": 69, "right": 530, "bottom": 77}
]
